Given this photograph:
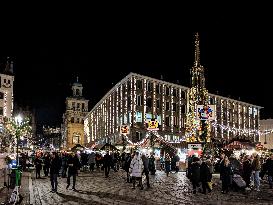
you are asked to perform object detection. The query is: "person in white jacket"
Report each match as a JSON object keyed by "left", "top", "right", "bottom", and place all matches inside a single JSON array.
[{"left": 129, "top": 152, "right": 144, "bottom": 190}]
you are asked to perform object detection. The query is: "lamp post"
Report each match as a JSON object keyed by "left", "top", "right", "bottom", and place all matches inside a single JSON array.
[{"left": 15, "top": 115, "right": 22, "bottom": 168}]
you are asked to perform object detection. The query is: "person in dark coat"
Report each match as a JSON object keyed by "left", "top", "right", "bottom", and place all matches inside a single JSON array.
[
  {"left": 49, "top": 152, "right": 60, "bottom": 193},
  {"left": 103, "top": 150, "right": 112, "bottom": 178},
  {"left": 66, "top": 153, "right": 80, "bottom": 190},
  {"left": 188, "top": 157, "right": 201, "bottom": 194},
  {"left": 124, "top": 153, "right": 132, "bottom": 182},
  {"left": 148, "top": 154, "right": 156, "bottom": 175},
  {"left": 242, "top": 155, "right": 252, "bottom": 188},
  {"left": 165, "top": 153, "right": 171, "bottom": 177},
  {"left": 43, "top": 153, "right": 50, "bottom": 177},
  {"left": 34, "top": 155, "right": 42, "bottom": 179},
  {"left": 141, "top": 154, "right": 150, "bottom": 188},
  {"left": 265, "top": 154, "right": 273, "bottom": 189},
  {"left": 200, "top": 159, "right": 212, "bottom": 194},
  {"left": 221, "top": 156, "right": 233, "bottom": 194}
]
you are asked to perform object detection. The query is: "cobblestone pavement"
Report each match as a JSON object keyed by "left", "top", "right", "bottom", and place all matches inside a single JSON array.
[{"left": 32, "top": 169, "right": 273, "bottom": 205}]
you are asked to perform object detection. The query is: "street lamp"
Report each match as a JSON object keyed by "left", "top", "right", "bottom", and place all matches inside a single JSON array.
[{"left": 15, "top": 115, "right": 23, "bottom": 168}]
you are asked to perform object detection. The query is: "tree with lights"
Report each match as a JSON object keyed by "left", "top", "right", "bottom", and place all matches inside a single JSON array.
[
  {"left": 185, "top": 33, "right": 214, "bottom": 156},
  {"left": 2, "top": 116, "right": 32, "bottom": 158}
]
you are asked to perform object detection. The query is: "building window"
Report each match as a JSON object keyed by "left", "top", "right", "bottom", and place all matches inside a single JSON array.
[
  {"left": 156, "top": 84, "right": 161, "bottom": 94},
  {"left": 72, "top": 135, "right": 80, "bottom": 144},
  {"left": 0, "top": 92, "right": 3, "bottom": 99},
  {"left": 173, "top": 116, "right": 178, "bottom": 126},
  {"left": 181, "top": 91, "right": 185, "bottom": 99},
  {"left": 71, "top": 117, "right": 74, "bottom": 123},
  {"left": 0, "top": 107, "right": 3, "bottom": 115},
  {"left": 136, "top": 131, "right": 142, "bottom": 141},
  {"left": 77, "top": 118, "right": 80, "bottom": 123},
  {"left": 82, "top": 103, "right": 85, "bottom": 110},
  {"left": 76, "top": 89, "right": 80, "bottom": 96},
  {"left": 173, "top": 89, "right": 177, "bottom": 97},
  {"left": 136, "top": 80, "right": 142, "bottom": 89},
  {"left": 181, "top": 104, "right": 186, "bottom": 113},
  {"left": 166, "top": 102, "right": 170, "bottom": 111},
  {"left": 77, "top": 103, "right": 80, "bottom": 109},
  {"left": 72, "top": 102, "right": 75, "bottom": 108},
  {"left": 156, "top": 99, "right": 160, "bottom": 109},
  {"left": 172, "top": 103, "right": 177, "bottom": 112},
  {"left": 137, "top": 95, "right": 142, "bottom": 106},
  {"left": 147, "top": 97, "right": 152, "bottom": 108},
  {"left": 165, "top": 116, "right": 170, "bottom": 126},
  {"left": 166, "top": 87, "right": 170, "bottom": 96},
  {"left": 147, "top": 82, "right": 153, "bottom": 92}
]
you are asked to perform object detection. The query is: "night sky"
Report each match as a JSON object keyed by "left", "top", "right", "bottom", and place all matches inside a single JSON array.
[{"left": 0, "top": 28, "right": 272, "bottom": 128}]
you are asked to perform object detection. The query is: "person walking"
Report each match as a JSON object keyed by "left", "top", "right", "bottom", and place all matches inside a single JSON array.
[
  {"left": 188, "top": 156, "right": 201, "bottom": 194},
  {"left": 251, "top": 154, "right": 261, "bottom": 191},
  {"left": 141, "top": 154, "right": 150, "bottom": 188},
  {"left": 242, "top": 155, "right": 252, "bottom": 189},
  {"left": 49, "top": 152, "right": 60, "bottom": 193},
  {"left": 103, "top": 150, "right": 112, "bottom": 178},
  {"left": 165, "top": 153, "right": 171, "bottom": 177},
  {"left": 88, "top": 152, "right": 96, "bottom": 172},
  {"left": 34, "top": 155, "right": 42, "bottom": 179},
  {"left": 66, "top": 152, "right": 80, "bottom": 190},
  {"left": 221, "top": 157, "right": 233, "bottom": 194},
  {"left": 124, "top": 153, "right": 132, "bottom": 183},
  {"left": 200, "top": 159, "right": 212, "bottom": 194},
  {"left": 129, "top": 151, "right": 144, "bottom": 190}
]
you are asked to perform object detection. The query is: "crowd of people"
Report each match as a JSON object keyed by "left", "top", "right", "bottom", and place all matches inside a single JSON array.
[
  {"left": 31, "top": 149, "right": 180, "bottom": 193},
  {"left": 187, "top": 152, "right": 273, "bottom": 194}
]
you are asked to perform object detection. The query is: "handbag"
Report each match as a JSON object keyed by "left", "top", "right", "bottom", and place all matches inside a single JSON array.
[{"left": 207, "top": 181, "right": 213, "bottom": 190}]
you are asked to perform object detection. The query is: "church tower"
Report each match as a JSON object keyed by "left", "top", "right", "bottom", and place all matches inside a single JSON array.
[
  {"left": 186, "top": 33, "right": 210, "bottom": 143},
  {"left": 63, "top": 77, "right": 89, "bottom": 149},
  {"left": 0, "top": 57, "right": 15, "bottom": 122}
]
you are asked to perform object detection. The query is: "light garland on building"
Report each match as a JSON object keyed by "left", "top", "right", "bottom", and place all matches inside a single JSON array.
[
  {"left": 133, "top": 77, "right": 136, "bottom": 125},
  {"left": 153, "top": 82, "right": 156, "bottom": 114},
  {"left": 179, "top": 88, "right": 182, "bottom": 133},
  {"left": 3, "top": 91, "right": 7, "bottom": 117},
  {"left": 144, "top": 79, "right": 147, "bottom": 126},
  {"left": 162, "top": 84, "right": 165, "bottom": 131},
  {"left": 116, "top": 87, "right": 119, "bottom": 131},
  {"left": 130, "top": 77, "right": 133, "bottom": 127},
  {"left": 171, "top": 87, "right": 174, "bottom": 133}
]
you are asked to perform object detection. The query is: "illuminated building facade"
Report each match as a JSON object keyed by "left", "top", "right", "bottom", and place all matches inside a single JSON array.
[
  {"left": 85, "top": 72, "right": 262, "bottom": 146},
  {"left": 0, "top": 57, "right": 14, "bottom": 122},
  {"left": 63, "top": 78, "right": 89, "bottom": 149}
]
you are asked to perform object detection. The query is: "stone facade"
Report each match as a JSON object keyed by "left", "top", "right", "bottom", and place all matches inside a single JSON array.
[{"left": 63, "top": 79, "right": 89, "bottom": 149}]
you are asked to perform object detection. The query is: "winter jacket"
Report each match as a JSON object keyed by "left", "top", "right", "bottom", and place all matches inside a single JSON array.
[
  {"left": 130, "top": 155, "right": 144, "bottom": 178},
  {"left": 200, "top": 162, "right": 212, "bottom": 182}
]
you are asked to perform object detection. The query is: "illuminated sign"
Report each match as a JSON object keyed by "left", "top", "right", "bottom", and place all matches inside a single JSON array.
[
  {"left": 120, "top": 125, "right": 130, "bottom": 135},
  {"left": 196, "top": 105, "right": 216, "bottom": 121},
  {"left": 147, "top": 119, "right": 159, "bottom": 131}
]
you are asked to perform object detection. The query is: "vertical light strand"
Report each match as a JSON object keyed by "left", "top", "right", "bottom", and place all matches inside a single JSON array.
[
  {"left": 11, "top": 93, "right": 14, "bottom": 116},
  {"left": 116, "top": 87, "right": 119, "bottom": 132},
  {"left": 110, "top": 95, "right": 112, "bottom": 134},
  {"left": 162, "top": 84, "right": 165, "bottom": 131},
  {"left": 125, "top": 82, "right": 128, "bottom": 125},
  {"left": 133, "top": 77, "right": 137, "bottom": 125},
  {"left": 179, "top": 88, "right": 182, "bottom": 133},
  {"left": 221, "top": 99, "right": 224, "bottom": 138},
  {"left": 3, "top": 91, "right": 7, "bottom": 117},
  {"left": 143, "top": 79, "right": 147, "bottom": 126},
  {"left": 112, "top": 94, "right": 114, "bottom": 134},
  {"left": 227, "top": 100, "right": 229, "bottom": 140},
  {"left": 130, "top": 77, "right": 133, "bottom": 127},
  {"left": 243, "top": 106, "right": 246, "bottom": 132},
  {"left": 214, "top": 97, "right": 217, "bottom": 137},
  {"left": 153, "top": 82, "right": 156, "bottom": 115},
  {"left": 171, "top": 87, "right": 174, "bottom": 133},
  {"left": 238, "top": 104, "right": 241, "bottom": 136},
  {"left": 120, "top": 85, "right": 123, "bottom": 126},
  {"left": 91, "top": 113, "right": 94, "bottom": 141}
]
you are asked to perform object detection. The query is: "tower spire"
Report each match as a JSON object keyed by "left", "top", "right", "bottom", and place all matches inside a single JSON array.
[{"left": 194, "top": 32, "right": 200, "bottom": 67}]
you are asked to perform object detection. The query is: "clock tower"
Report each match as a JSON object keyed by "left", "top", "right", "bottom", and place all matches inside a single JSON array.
[
  {"left": 0, "top": 57, "right": 14, "bottom": 122},
  {"left": 63, "top": 77, "right": 89, "bottom": 149}
]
